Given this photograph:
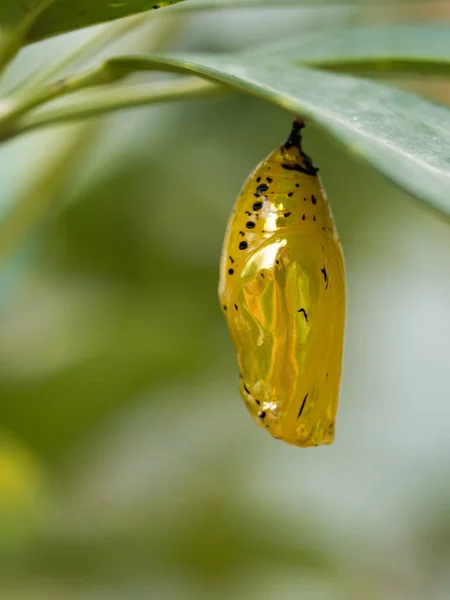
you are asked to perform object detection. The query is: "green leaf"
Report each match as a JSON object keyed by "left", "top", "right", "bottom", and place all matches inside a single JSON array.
[
  {"left": 246, "top": 23, "right": 450, "bottom": 75},
  {"left": 173, "top": 0, "right": 430, "bottom": 9},
  {"left": 99, "top": 53, "right": 450, "bottom": 217},
  {"left": 0, "top": 0, "right": 43, "bottom": 26},
  {"left": 0, "top": 0, "right": 433, "bottom": 41},
  {"left": 0, "top": 0, "right": 187, "bottom": 43}
]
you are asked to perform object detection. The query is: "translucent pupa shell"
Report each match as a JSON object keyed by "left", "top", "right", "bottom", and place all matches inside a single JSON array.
[{"left": 219, "top": 121, "right": 346, "bottom": 447}]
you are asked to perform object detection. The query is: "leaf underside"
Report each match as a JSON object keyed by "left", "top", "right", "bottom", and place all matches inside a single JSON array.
[{"left": 101, "top": 52, "right": 450, "bottom": 217}]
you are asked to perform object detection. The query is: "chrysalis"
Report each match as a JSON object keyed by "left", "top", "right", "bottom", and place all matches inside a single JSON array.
[{"left": 219, "top": 121, "right": 346, "bottom": 447}]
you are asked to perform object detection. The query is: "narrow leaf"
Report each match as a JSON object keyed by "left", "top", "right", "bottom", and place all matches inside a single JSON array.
[
  {"left": 173, "top": 0, "right": 430, "bottom": 9},
  {"left": 103, "top": 53, "right": 450, "bottom": 216},
  {"left": 247, "top": 23, "right": 450, "bottom": 75},
  {"left": 0, "top": 1, "right": 187, "bottom": 43}
]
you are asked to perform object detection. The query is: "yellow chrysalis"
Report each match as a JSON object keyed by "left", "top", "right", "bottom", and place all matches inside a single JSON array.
[{"left": 219, "top": 121, "right": 346, "bottom": 447}]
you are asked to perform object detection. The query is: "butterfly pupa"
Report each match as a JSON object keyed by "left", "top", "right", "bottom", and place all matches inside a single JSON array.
[{"left": 219, "top": 120, "right": 346, "bottom": 447}]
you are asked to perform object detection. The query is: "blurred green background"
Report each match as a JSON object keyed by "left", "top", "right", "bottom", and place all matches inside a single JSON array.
[{"left": 1, "top": 2, "right": 450, "bottom": 599}]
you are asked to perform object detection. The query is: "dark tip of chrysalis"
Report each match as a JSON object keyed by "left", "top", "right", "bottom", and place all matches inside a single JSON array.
[
  {"left": 283, "top": 119, "right": 305, "bottom": 150},
  {"left": 282, "top": 118, "right": 319, "bottom": 176}
]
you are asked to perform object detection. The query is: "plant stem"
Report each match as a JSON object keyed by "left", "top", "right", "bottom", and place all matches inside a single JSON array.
[
  {"left": 14, "top": 11, "right": 153, "bottom": 95},
  {"left": 6, "top": 78, "right": 225, "bottom": 140},
  {"left": 0, "top": 61, "right": 126, "bottom": 138}
]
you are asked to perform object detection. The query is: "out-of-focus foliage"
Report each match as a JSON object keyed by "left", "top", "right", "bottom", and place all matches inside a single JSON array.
[
  {"left": 0, "top": 3, "right": 450, "bottom": 600},
  {"left": 247, "top": 22, "right": 450, "bottom": 74},
  {"left": 0, "top": 0, "right": 187, "bottom": 42}
]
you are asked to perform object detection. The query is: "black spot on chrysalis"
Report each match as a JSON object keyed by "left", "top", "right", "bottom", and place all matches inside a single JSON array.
[
  {"left": 298, "top": 393, "right": 308, "bottom": 418},
  {"left": 297, "top": 308, "right": 308, "bottom": 321},
  {"left": 256, "top": 183, "right": 269, "bottom": 195}
]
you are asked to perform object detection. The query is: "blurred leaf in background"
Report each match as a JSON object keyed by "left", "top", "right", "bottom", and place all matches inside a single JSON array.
[
  {"left": 0, "top": 0, "right": 187, "bottom": 42},
  {"left": 0, "top": 2, "right": 450, "bottom": 600}
]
